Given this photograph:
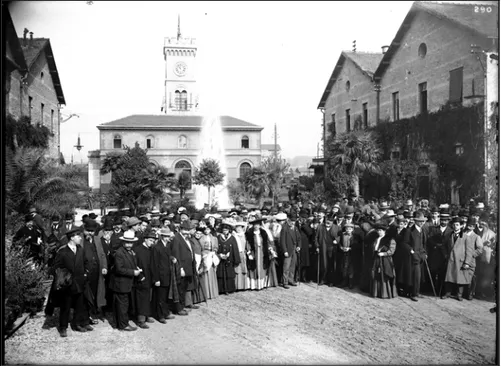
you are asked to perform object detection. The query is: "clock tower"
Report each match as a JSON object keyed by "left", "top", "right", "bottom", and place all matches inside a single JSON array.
[{"left": 161, "top": 15, "right": 199, "bottom": 115}]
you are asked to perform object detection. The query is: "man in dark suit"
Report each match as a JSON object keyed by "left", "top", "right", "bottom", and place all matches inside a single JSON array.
[
  {"left": 109, "top": 230, "right": 143, "bottom": 331},
  {"left": 81, "top": 219, "right": 108, "bottom": 324},
  {"left": 13, "top": 214, "right": 44, "bottom": 265},
  {"left": 53, "top": 227, "right": 91, "bottom": 337},
  {"left": 171, "top": 221, "right": 196, "bottom": 314},
  {"left": 280, "top": 212, "right": 302, "bottom": 289},
  {"left": 132, "top": 230, "right": 156, "bottom": 328},
  {"left": 402, "top": 210, "right": 428, "bottom": 301},
  {"left": 98, "top": 222, "right": 114, "bottom": 313},
  {"left": 151, "top": 227, "right": 179, "bottom": 322},
  {"left": 315, "top": 215, "right": 338, "bottom": 287},
  {"left": 426, "top": 210, "right": 453, "bottom": 297}
]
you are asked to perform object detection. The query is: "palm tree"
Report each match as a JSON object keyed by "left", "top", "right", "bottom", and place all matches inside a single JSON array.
[
  {"left": 261, "top": 155, "right": 290, "bottom": 206},
  {"left": 327, "top": 130, "right": 382, "bottom": 198},
  {"left": 239, "top": 167, "right": 268, "bottom": 207},
  {"left": 138, "top": 164, "right": 178, "bottom": 208},
  {"left": 5, "top": 147, "right": 86, "bottom": 232}
]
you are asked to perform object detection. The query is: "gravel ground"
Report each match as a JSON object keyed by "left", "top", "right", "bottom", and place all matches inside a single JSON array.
[{"left": 4, "top": 283, "right": 497, "bottom": 365}]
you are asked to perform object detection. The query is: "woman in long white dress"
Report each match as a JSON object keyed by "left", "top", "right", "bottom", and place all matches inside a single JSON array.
[
  {"left": 232, "top": 217, "right": 250, "bottom": 291},
  {"left": 200, "top": 224, "right": 219, "bottom": 299}
]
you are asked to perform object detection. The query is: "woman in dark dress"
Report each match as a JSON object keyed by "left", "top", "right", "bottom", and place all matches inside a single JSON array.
[
  {"left": 368, "top": 223, "right": 398, "bottom": 299},
  {"left": 216, "top": 220, "right": 241, "bottom": 294},
  {"left": 391, "top": 216, "right": 411, "bottom": 296}
]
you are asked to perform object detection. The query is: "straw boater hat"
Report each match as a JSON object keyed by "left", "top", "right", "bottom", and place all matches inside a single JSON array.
[
  {"left": 385, "top": 209, "right": 396, "bottom": 217},
  {"left": 439, "top": 209, "right": 451, "bottom": 219},
  {"left": 405, "top": 199, "right": 413, "bottom": 206},
  {"left": 476, "top": 202, "right": 485, "bottom": 209},
  {"left": 274, "top": 212, "right": 287, "bottom": 221},
  {"left": 379, "top": 202, "right": 390, "bottom": 210},
  {"left": 120, "top": 230, "right": 138, "bottom": 242}
]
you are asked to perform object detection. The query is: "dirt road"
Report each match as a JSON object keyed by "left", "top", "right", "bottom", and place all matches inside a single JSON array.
[{"left": 5, "top": 283, "right": 496, "bottom": 364}]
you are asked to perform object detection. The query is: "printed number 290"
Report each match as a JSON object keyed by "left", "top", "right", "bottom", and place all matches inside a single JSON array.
[{"left": 475, "top": 6, "right": 492, "bottom": 13}]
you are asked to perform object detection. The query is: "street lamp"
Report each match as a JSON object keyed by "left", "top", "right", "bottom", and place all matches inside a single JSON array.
[{"left": 454, "top": 142, "right": 464, "bottom": 156}]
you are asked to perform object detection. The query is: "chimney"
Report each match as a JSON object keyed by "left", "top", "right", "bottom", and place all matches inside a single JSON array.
[
  {"left": 382, "top": 45, "right": 389, "bottom": 54},
  {"left": 29, "top": 32, "right": 33, "bottom": 47},
  {"left": 23, "top": 28, "right": 29, "bottom": 46}
]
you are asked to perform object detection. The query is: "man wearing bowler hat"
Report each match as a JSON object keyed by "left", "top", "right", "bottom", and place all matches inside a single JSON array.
[
  {"left": 402, "top": 210, "right": 428, "bottom": 301},
  {"left": 53, "top": 227, "right": 91, "bottom": 337},
  {"left": 151, "top": 226, "right": 179, "bottom": 322},
  {"left": 442, "top": 217, "right": 477, "bottom": 301},
  {"left": 81, "top": 219, "right": 108, "bottom": 324}
]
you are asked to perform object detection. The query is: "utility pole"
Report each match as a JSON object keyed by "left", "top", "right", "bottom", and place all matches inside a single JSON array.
[{"left": 274, "top": 123, "right": 278, "bottom": 163}]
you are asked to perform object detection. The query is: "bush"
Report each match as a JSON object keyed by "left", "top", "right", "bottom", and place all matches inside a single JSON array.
[{"left": 4, "top": 237, "right": 49, "bottom": 331}]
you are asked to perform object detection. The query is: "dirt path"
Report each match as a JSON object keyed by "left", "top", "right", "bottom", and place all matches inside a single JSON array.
[{"left": 4, "top": 284, "right": 497, "bottom": 364}]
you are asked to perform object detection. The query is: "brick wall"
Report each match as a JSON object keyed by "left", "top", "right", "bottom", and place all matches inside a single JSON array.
[
  {"left": 323, "top": 56, "right": 378, "bottom": 138},
  {"left": 6, "top": 48, "right": 61, "bottom": 160},
  {"left": 378, "top": 10, "right": 488, "bottom": 121}
]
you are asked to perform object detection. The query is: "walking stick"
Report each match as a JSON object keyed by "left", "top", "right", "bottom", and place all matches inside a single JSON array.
[
  {"left": 424, "top": 258, "right": 437, "bottom": 297},
  {"left": 380, "top": 255, "right": 385, "bottom": 298},
  {"left": 317, "top": 248, "right": 320, "bottom": 289},
  {"left": 297, "top": 247, "right": 301, "bottom": 287}
]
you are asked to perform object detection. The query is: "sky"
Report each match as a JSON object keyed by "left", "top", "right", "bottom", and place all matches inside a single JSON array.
[{"left": 9, "top": 0, "right": 419, "bottom": 164}]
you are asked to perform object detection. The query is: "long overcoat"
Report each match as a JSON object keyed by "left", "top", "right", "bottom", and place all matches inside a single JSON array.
[
  {"left": 109, "top": 246, "right": 137, "bottom": 293},
  {"left": 216, "top": 234, "right": 241, "bottom": 279},
  {"left": 445, "top": 232, "right": 475, "bottom": 285}
]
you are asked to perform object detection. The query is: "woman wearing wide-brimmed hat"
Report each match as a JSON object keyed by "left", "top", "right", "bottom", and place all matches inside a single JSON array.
[
  {"left": 199, "top": 223, "right": 220, "bottom": 299},
  {"left": 232, "top": 217, "right": 251, "bottom": 291},
  {"left": 216, "top": 220, "right": 241, "bottom": 294},
  {"left": 368, "top": 223, "right": 398, "bottom": 299},
  {"left": 245, "top": 215, "right": 271, "bottom": 290}
]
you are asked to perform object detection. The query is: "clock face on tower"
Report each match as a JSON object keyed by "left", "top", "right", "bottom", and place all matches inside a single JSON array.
[{"left": 174, "top": 61, "right": 187, "bottom": 77}]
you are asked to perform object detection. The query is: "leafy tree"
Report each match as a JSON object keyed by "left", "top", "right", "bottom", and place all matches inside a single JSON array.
[
  {"left": 326, "top": 130, "right": 382, "bottom": 198},
  {"left": 261, "top": 154, "right": 290, "bottom": 206},
  {"left": 192, "top": 158, "right": 225, "bottom": 207},
  {"left": 379, "top": 159, "right": 419, "bottom": 202},
  {"left": 5, "top": 147, "right": 86, "bottom": 234},
  {"left": 102, "top": 143, "right": 177, "bottom": 215},
  {"left": 178, "top": 171, "right": 192, "bottom": 200}
]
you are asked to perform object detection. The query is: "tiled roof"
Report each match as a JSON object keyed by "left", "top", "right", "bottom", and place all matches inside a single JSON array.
[
  {"left": 5, "top": 9, "right": 27, "bottom": 71},
  {"left": 417, "top": 1, "right": 498, "bottom": 38},
  {"left": 261, "top": 144, "right": 281, "bottom": 151},
  {"left": 18, "top": 37, "right": 65, "bottom": 105},
  {"left": 344, "top": 51, "right": 384, "bottom": 78},
  {"left": 20, "top": 38, "right": 49, "bottom": 67},
  {"left": 98, "top": 115, "right": 263, "bottom": 130},
  {"left": 317, "top": 51, "right": 382, "bottom": 109}
]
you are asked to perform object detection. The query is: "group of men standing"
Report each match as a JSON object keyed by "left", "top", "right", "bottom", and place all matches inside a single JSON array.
[{"left": 12, "top": 196, "right": 497, "bottom": 338}]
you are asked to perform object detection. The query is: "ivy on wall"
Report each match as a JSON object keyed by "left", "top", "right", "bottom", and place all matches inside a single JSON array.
[
  {"left": 6, "top": 114, "right": 53, "bottom": 151},
  {"left": 370, "top": 102, "right": 485, "bottom": 203}
]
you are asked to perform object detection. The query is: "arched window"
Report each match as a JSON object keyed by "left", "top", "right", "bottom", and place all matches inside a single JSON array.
[
  {"left": 146, "top": 135, "right": 154, "bottom": 149},
  {"left": 178, "top": 135, "right": 188, "bottom": 149},
  {"left": 180, "top": 91, "right": 188, "bottom": 110},
  {"left": 113, "top": 134, "right": 122, "bottom": 149},
  {"left": 241, "top": 135, "right": 249, "bottom": 149},
  {"left": 175, "top": 90, "right": 181, "bottom": 110},
  {"left": 239, "top": 162, "right": 251, "bottom": 178},
  {"left": 418, "top": 43, "right": 427, "bottom": 58}
]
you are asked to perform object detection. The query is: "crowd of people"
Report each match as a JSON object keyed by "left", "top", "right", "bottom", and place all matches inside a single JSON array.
[{"left": 13, "top": 195, "right": 498, "bottom": 338}]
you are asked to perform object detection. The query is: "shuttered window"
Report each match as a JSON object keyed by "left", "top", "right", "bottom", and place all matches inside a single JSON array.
[{"left": 449, "top": 67, "right": 463, "bottom": 103}]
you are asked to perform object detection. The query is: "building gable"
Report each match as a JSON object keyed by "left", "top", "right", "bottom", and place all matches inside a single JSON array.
[{"left": 374, "top": 1, "right": 497, "bottom": 82}]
